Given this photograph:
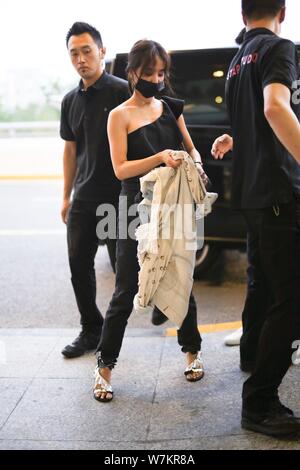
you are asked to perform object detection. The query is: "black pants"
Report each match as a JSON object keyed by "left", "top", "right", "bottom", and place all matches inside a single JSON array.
[
  {"left": 67, "top": 199, "right": 118, "bottom": 333},
  {"left": 240, "top": 229, "right": 272, "bottom": 365},
  {"left": 96, "top": 187, "right": 202, "bottom": 369},
  {"left": 240, "top": 202, "right": 300, "bottom": 411}
]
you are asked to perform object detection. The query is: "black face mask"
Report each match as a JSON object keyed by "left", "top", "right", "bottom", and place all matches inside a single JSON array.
[{"left": 135, "top": 78, "right": 165, "bottom": 98}]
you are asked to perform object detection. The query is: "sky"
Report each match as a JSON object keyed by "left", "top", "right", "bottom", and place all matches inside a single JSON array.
[
  {"left": 1, "top": 0, "right": 300, "bottom": 78},
  {"left": 1, "top": 0, "right": 300, "bottom": 107}
]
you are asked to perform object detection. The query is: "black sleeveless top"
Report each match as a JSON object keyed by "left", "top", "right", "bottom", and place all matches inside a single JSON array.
[{"left": 123, "top": 96, "right": 184, "bottom": 191}]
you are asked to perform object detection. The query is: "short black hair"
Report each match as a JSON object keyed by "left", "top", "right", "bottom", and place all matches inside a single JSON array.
[
  {"left": 66, "top": 22, "right": 103, "bottom": 48},
  {"left": 242, "top": 0, "right": 285, "bottom": 20}
]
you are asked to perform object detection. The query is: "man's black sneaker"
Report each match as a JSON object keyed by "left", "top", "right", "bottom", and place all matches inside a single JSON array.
[
  {"left": 277, "top": 402, "right": 294, "bottom": 416},
  {"left": 151, "top": 308, "right": 168, "bottom": 326},
  {"left": 241, "top": 404, "right": 300, "bottom": 437},
  {"left": 61, "top": 331, "right": 101, "bottom": 359}
]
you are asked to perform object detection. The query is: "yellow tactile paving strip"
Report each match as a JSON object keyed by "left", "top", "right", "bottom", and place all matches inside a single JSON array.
[{"left": 166, "top": 321, "right": 242, "bottom": 336}]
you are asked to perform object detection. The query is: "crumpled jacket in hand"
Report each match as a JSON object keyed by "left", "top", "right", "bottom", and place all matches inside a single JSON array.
[{"left": 133, "top": 151, "right": 207, "bottom": 328}]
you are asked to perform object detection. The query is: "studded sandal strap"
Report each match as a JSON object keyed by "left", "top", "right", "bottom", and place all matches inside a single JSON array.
[
  {"left": 94, "top": 367, "right": 113, "bottom": 394},
  {"left": 185, "top": 353, "right": 204, "bottom": 375}
]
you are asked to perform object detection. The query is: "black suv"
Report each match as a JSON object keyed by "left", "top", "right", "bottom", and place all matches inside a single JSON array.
[{"left": 108, "top": 45, "right": 300, "bottom": 277}]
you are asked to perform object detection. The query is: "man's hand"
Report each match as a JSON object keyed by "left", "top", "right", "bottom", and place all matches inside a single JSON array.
[
  {"left": 211, "top": 134, "right": 233, "bottom": 159},
  {"left": 61, "top": 199, "right": 71, "bottom": 225}
]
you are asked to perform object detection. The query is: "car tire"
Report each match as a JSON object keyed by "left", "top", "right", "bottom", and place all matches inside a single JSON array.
[{"left": 194, "top": 244, "right": 223, "bottom": 279}]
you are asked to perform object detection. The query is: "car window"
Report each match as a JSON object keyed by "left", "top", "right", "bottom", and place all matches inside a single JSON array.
[{"left": 170, "top": 49, "right": 237, "bottom": 126}]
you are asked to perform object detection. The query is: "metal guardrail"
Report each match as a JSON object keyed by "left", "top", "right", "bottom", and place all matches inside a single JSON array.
[{"left": 0, "top": 121, "right": 60, "bottom": 138}]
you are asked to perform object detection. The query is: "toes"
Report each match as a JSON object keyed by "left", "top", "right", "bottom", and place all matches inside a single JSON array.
[{"left": 96, "top": 391, "right": 113, "bottom": 401}]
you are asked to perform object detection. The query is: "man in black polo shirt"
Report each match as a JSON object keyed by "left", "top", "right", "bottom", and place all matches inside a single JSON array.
[
  {"left": 212, "top": 0, "right": 300, "bottom": 436},
  {"left": 60, "top": 22, "right": 129, "bottom": 358}
]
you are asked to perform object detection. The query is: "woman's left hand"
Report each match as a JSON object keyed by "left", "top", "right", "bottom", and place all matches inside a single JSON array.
[{"left": 195, "top": 162, "right": 211, "bottom": 188}]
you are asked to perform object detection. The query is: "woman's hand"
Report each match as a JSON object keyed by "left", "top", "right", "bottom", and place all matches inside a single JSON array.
[
  {"left": 211, "top": 134, "right": 233, "bottom": 159},
  {"left": 195, "top": 162, "right": 211, "bottom": 188},
  {"left": 160, "top": 150, "right": 183, "bottom": 169}
]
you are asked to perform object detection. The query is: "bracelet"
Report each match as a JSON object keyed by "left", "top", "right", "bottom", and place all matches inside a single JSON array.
[{"left": 194, "top": 160, "right": 203, "bottom": 165}]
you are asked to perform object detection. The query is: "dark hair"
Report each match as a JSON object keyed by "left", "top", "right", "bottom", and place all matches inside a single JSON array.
[
  {"left": 235, "top": 28, "right": 246, "bottom": 45},
  {"left": 242, "top": 0, "right": 285, "bottom": 20},
  {"left": 66, "top": 22, "right": 103, "bottom": 48},
  {"left": 126, "top": 40, "right": 172, "bottom": 94}
]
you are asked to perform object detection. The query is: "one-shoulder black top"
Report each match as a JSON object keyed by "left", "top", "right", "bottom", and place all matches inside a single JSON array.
[{"left": 123, "top": 96, "right": 184, "bottom": 191}]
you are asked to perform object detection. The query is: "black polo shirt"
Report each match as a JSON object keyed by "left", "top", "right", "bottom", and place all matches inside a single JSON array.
[
  {"left": 60, "top": 71, "right": 130, "bottom": 202},
  {"left": 226, "top": 28, "right": 300, "bottom": 209}
]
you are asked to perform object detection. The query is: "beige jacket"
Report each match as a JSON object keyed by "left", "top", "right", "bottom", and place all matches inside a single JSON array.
[{"left": 133, "top": 151, "right": 216, "bottom": 328}]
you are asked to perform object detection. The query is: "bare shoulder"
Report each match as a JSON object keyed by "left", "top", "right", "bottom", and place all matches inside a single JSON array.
[
  {"left": 109, "top": 100, "right": 135, "bottom": 130},
  {"left": 111, "top": 97, "right": 134, "bottom": 114}
]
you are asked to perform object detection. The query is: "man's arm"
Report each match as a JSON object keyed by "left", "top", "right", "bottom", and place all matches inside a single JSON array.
[
  {"left": 264, "top": 83, "right": 300, "bottom": 165},
  {"left": 61, "top": 141, "right": 77, "bottom": 224}
]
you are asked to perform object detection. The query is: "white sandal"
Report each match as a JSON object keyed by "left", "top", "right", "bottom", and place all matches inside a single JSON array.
[
  {"left": 93, "top": 367, "right": 114, "bottom": 402},
  {"left": 184, "top": 352, "right": 204, "bottom": 382}
]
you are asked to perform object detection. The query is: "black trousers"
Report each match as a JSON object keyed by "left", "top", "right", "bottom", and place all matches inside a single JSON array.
[
  {"left": 67, "top": 199, "right": 118, "bottom": 333},
  {"left": 96, "top": 187, "right": 202, "bottom": 369},
  {"left": 240, "top": 229, "right": 272, "bottom": 365},
  {"left": 240, "top": 201, "right": 300, "bottom": 411}
]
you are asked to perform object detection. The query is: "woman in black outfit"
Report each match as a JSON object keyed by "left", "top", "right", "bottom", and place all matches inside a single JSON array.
[{"left": 93, "top": 40, "right": 207, "bottom": 402}]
